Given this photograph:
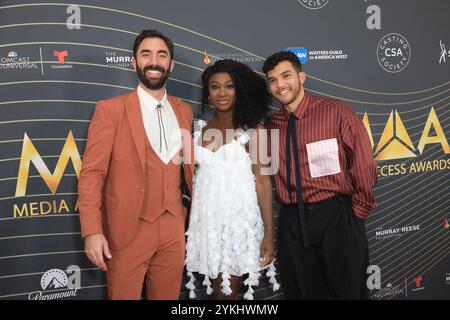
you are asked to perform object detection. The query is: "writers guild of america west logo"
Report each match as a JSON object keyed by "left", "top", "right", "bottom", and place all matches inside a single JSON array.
[
  {"left": 377, "top": 33, "right": 411, "bottom": 73},
  {"left": 297, "top": 0, "right": 330, "bottom": 10},
  {"left": 28, "top": 265, "right": 80, "bottom": 300}
]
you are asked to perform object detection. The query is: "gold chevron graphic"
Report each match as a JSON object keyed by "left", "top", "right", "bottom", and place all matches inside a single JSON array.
[
  {"left": 15, "top": 131, "right": 82, "bottom": 197},
  {"left": 374, "top": 110, "right": 417, "bottom": 160}
]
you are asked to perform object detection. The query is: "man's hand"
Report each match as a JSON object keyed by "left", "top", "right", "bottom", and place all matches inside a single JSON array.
[{"left": 84, "top": 233, "right": 112, "bottom": 271}]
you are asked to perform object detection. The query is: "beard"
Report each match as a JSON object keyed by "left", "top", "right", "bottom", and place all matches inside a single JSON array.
[{"left": 136, "top": 64, "right": 171, "bottom": 90}]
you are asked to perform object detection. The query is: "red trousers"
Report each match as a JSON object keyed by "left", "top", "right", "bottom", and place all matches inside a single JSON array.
[{"left": 106, "top": 211, "right": 185, "bottom": 300}]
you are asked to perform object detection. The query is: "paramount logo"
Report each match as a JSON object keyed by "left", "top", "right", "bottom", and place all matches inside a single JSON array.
[{"left": 28, "top": 265, "right": 80, "bottom": 300}]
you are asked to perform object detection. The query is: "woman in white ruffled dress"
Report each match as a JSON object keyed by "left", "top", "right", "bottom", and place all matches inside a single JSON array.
[{"left": 185, "top": 59, "right": 280, "bottom": 300}]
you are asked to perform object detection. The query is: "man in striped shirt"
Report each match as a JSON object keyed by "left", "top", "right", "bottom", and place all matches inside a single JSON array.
[{"left": 263, "top": 51, "right": 377, "bottom": 299}]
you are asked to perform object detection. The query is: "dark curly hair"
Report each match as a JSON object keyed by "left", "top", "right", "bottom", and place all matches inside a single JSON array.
[
  {"left": 201, "top": 59, "right": 270, "bottom": 129},
  {"left": 262, "top": 50, "right": 302, "bottom": 74}
]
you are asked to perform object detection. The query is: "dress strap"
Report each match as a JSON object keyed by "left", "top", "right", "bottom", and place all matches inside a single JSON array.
[
  {"left": 194, "top": 119, "right": 207, "bottom": 132},
  {"left": 235, "top": 128, "right": 250, "bottom": 145}
]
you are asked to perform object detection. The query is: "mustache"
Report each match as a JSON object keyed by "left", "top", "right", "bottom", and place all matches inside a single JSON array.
[{"left": 142, "top": 65, "right": 166, "bottom": 74}]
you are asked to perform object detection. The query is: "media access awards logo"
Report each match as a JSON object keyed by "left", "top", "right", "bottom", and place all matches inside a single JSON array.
[
  {"left": 377, "top": 33, "right": 411, "bottom": 73},
  {"left": 13, "top": 131, "right": 82, "bottom": 218},
  {"left": 28, "top": 265, "right": 80, "bottom": 300},
  {"left": 297, "top": 0, "right": 330, "bottom": 10},
  {"left": 371, "top": 110, "right": 417, "bottom": 160},
  {"left": 362, "top": 107, "right": 449, "bottom": 163}
]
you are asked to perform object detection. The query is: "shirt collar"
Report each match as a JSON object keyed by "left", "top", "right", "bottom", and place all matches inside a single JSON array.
[
  {"left": 281, "top": 91, "right": 311, "bottom": 120},
  {"left": 137, "top": 84, "right": 168, "bottom": 112}
]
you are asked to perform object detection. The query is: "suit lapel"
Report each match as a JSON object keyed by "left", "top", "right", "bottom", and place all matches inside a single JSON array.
[
  {"left": 168, "top": 96, "right": 186, "bottom": 131},
  {"left": 125, "top": 89, "right": 146, "bottom": 173}
]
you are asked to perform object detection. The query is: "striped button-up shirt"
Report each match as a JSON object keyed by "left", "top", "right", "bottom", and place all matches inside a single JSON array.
[{"left": 267, "top": 91, "right": 377, "bottom": 218}]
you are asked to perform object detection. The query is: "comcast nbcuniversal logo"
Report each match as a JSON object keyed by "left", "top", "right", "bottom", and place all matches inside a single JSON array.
[
  {"left": 298, "top": 0, "right": 330, "bottom": 10},
  {"left": 377, "top": 33, "right": 411, "bottom": 73}
]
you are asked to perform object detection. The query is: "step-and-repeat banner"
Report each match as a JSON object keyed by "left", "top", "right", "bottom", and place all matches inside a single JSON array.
[{"left": 0, "top": 0, "right": 448, "bottom": 300}]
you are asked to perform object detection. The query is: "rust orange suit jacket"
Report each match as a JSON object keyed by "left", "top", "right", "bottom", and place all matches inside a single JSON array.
[{"left": 77, "top": 89, "right": 194, "bottom": 250}]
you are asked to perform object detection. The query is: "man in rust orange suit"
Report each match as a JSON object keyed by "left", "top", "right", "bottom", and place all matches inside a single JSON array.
[{"left": 78, "top": 30, "right": 194, "bottom": 300}]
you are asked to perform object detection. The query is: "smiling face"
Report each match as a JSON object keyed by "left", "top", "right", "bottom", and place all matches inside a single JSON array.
[
  {"left": 266, "top": 60, "right": 306, "bottom": 111},
  {"left": 207, "top": 72, "right": 237, "bottom": 112},
  {"left": 133, "top": 37, "right": 174, "bottom": 90}
]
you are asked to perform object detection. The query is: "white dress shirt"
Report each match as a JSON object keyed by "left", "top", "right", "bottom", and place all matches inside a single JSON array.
[{"left": 137, "top": 85, "right": 182, "bottom": 164}]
